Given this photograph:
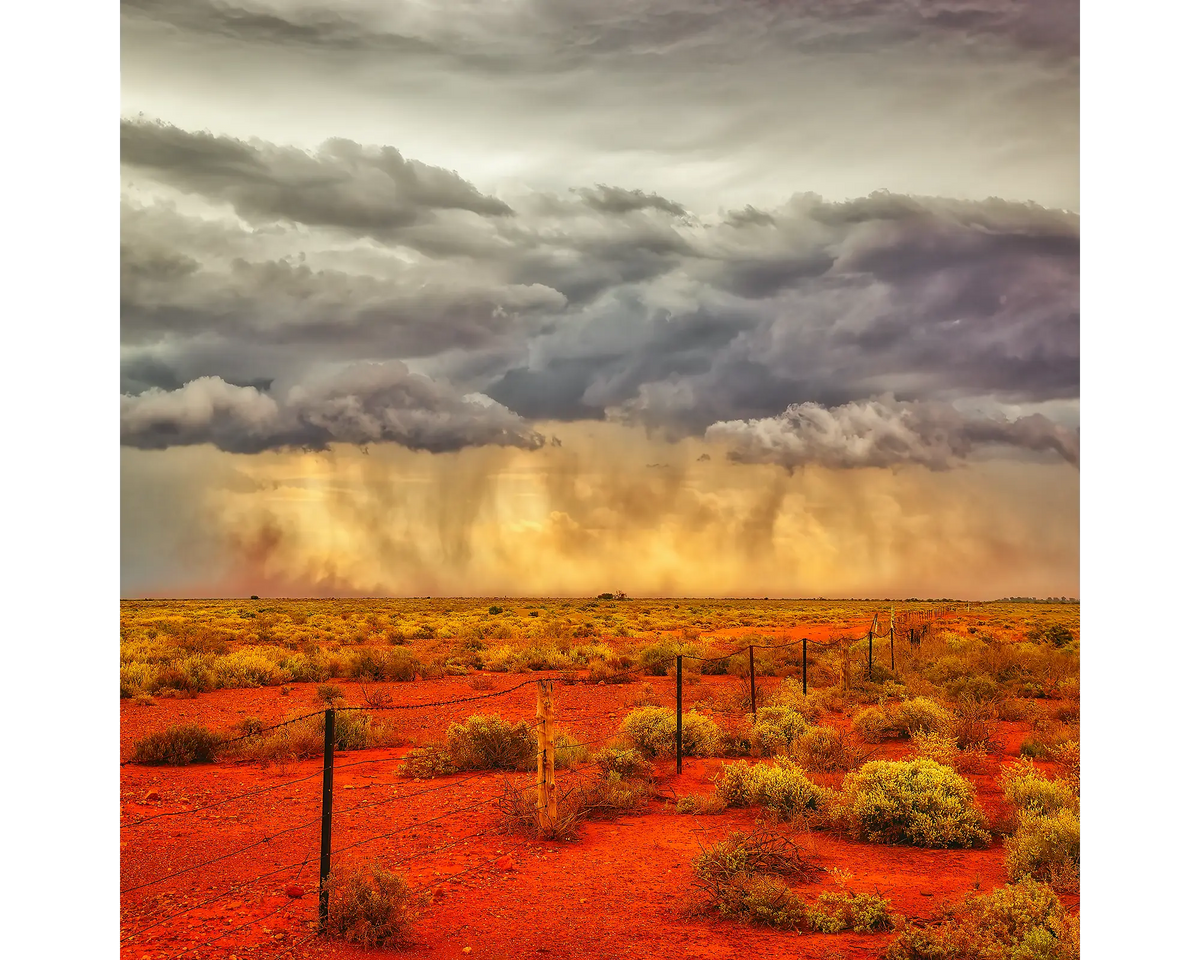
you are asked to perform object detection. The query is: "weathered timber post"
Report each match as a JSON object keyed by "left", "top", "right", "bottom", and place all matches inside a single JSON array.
[{"left": 535, "top": 679, "right": 557, "bottom": 831}]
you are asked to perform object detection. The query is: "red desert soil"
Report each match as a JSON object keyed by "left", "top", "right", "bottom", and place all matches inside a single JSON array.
[{"left": 121, "top": 673, "right": 1075, "bottom": 960}]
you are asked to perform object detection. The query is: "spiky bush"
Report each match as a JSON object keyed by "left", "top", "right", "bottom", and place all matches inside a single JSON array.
[
  {"left": 836, "top": 758, "right": 989, "bottom": 847},
  {"left": 692, "top": 830, "right": 816, "bottom": 930},
  {"left": 620, "top": 706, "right": 723, "bottom": 758},
  {"left": 237, "top": 710, "right": 387, "bottom": 763},
  {"left": 715, "top": 758, "right": 827, "bottom": 819}
]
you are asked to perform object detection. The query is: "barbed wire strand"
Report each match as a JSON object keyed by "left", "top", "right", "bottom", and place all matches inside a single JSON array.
[{"left": 121, "top": 815, "right": 322, "bottom": 895}]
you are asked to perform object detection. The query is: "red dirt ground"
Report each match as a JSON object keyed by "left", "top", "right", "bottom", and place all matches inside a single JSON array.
[{"left": 120, "top": 672, "right": 1076, "bottom": 960}]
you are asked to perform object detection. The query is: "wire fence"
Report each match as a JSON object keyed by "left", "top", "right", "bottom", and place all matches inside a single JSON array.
[{"left": 120, "top": 604, "right": 964, "bottom": 955}]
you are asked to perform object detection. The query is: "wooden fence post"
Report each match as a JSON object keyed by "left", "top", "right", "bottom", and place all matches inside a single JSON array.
[
  {"left": 318, "top": 708, "right": 334, "bottom": 932},
  {"left": 802, "top": 638, "right": 807, "bottom": 696},
  {"left": 535, "top": 679, "right": 557, "bottom": 832},
  {"left": 675, "top": 655, "right": 683, "bottom": 774}
]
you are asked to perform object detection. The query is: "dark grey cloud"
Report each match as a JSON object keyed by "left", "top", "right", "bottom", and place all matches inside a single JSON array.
[
  {"left": 482, "top": 192, "right": 1078, "bottom": 433},
  {"left": 706, "top": 396, "right": 1079, "bottom": 470},
  {"left": 120, "top": 362, "right": 544, "bottom": 454},
  {"left": 119, "top": 121, "right": 1077, "bottom": 462},
  {"left": 120, "top": 118, "right": 513, "bottom": 238},
  {"left": 575, "top": 185, "right": 688, "bottom": 218},
  {"left": 724, "top": 206, "right": 776, "bottom": 228}
]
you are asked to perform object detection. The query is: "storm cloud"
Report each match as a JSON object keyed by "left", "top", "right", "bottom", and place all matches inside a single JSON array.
[
  {"left": 121, "top": 362, "right": 545, "bottom": 454},
  {"left": 121, "top": 122, "right": 1078, "bottom": 451},
  {"left": 706, "top": 396, "right": 1079, "bottom": 471},
  {"left": 121, "top": 119, "right": 513, "bottom": 239},
  {"left": 119, "top": 1, "right": 1078, "bottom": 598}
]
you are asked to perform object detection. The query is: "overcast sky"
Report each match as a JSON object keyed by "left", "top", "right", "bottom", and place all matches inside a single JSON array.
[{"left": 120, "top": 0, "right": 1079, "bottom": 598}]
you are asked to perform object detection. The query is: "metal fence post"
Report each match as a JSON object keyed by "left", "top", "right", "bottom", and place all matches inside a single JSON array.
[
  {"left": 319, "top": 708, "right": 334, "bottom": 932},
  {"left": 675, "top": 655, "right": 683, "bottom": 774}
]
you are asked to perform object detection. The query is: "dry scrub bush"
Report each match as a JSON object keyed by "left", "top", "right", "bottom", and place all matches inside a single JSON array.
[
  {"left": 594, "top": 746, "right": 653, "bottom": 781},
  {"left": 1020, "top": 717, "right": 1077, "bottom": 760},
  {"left": 238, "top": 711, "right": 387, "bottom": 763},
  {"left": 480, "top": 644, "right": 572, "bottom": 673},
  {"left": 911, "top": 730, "right": 988, "bottom": 775},
  {"left": 691, "top": 828, "right": 818, "bottom": 930},
  {"left": 323, "top": 861, "right": 428, "bottom": 948},
  {"left": 691, "top": 829, "right": 897, "bottom": 934},
  {"left": 791, "top": 725, "right": 866, "bottom": 772},
  {"left": 497, "top": 763, "right": 651, "bottom": 840},
  {"left": 446, "top": 715, "right": 536, "bottom": 770},
  {"left": 1050, "top": 741, "right": 1079, "bottom": 792},
  {"left": 675, "top": 793, "right": 729, "bottom": 815},
  {"left": 883, "top": 879, "right": 1078, "bottom": 960},
  {"left": 1000, "top": 761, "right": 1080, "bottom": 890},
  {"left": 1001, "top": 761, "right": 1077, "bottom": 818},
  {"left": 836, "top": 759, "right": 989, "bottom": 848},
  {"left": 1005, "top": 809, "right": 1080, "bottom": 892},
  {"left": 620, "top": 706, "right": 723, "bottom": 758},
  {"left": 584, "top": 657, "right": 637, "bottom": 683},
  {"left": 131, "top": 724, "right": 224, "bottom": 765},
  {"left": 747, "top": 705, "right": 809, "bottom": 756},
  {"left": 398, "top": 745, "right": 459, "bottom": 779},
  {"left": 806, "top": 891, "right": 895, "bottom": 933},
  {"left": 623, "top": 682, "right": 661, "bottom": 709},
  {"left": 345, "top": 648, "right": 418, "bottom": 682},
  {"left": 953, "top": 698, "right": 999, "bottom": 752},
  {"left": 767, "top": 678, "right": 824, "bottom": 722},
  {"left": 715, "top": 758, "right": 828, "bottom": 820},
  {"left": 851, "top": 697, "right": 955, "bottom": 743},
  {"left": 359, "top": 684, "right": 394, "bottom": 709},
  {"left": 315, "top": 683, "right": 344, "bottom": 704},
  {"left": 701, "top": 873, "right": 807, "bottom": 929},
  {"left": 694, "top": 829, "right": 823, "bottom": 885},
  {"left": 400, "top": 715, "right": 589, "bottom": 776}
]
